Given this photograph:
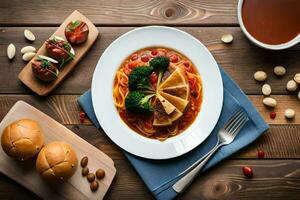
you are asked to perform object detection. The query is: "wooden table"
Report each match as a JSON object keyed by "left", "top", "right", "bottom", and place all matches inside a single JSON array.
[{"left": 0, "top": 1, "right": 299, "bottom": 199}]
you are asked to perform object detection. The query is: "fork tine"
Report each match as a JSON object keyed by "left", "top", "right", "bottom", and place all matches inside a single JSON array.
[
  {"left": 227, "top": 113, "right": 247, "bottom": 134},
  {"left": 224, "top": 111, "right": 244, "bottom": 132},
  {"left": 223, "top": 109, "right": 243, "bottom": 131},
  {"left": 230, "top": 116, "right": 248, "bottom": 137}
]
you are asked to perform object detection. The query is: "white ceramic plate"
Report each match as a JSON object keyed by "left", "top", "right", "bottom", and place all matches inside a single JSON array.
[{"left": 91, "top": 26, "right": 223, "bottom": 159}]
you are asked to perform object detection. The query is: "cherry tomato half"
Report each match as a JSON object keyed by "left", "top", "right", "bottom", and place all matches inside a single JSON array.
[
  {"left": 151, "top": 49, "right": 158, "bottom": 56},
  {"left": 141, "top": 54, "right": 149, "bottom": 62},
  {"left": 170, "top": 54, "right": 178, "bottom": 63},
  {"left": 150, "top": 72, "right": 158, "bottom": 84},
  {"left": 65, "top": 20, "right": 89, "bottom": 45}
]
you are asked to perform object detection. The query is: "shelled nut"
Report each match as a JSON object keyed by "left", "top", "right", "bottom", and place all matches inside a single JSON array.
[
  {"left": 294, "top": 73, "right": 300, "bottom": 84},
  {"left": 221, "top": 34, "right": 233, "bottom": 44},
  {"left": 90, "top": 181, "right": 99, "bottom": 192},
  {"left": 82, "top": 167, "right": 89, "bottom": 177},
  {"left": 87, "top": 173, "right": 95, "bottom": 182},
  {"left": 262, "top": 97, "right": 277, "bottom": 107},
  {"left": 286, "top": 80, "right": 297, "bottom": 91},
  {"left": 285, "top": 109, "right": 295, "bottom": 119},
  {"left": 7, "top": 43, "right": 16, "bottom": 60},
  {"left": 262, "top": 84, "right": 271, "bottom": 96},
  {"left": 273, "top": 66, "right": 286, "bottom": 76},
  {"left": 22, "top": 52, "right": 36, "bottom": 61},
  {"left": 21, "top": 46, "right": 36, "bottom": 54},
  {"left": 254, "top": 71, "right": 267, "bottom": 82},
  {"left": 96, "top": 169, "right": 105, "bottom": 179},
  {"left": 24, "top": 29, "right": 35, "bottom": 41},
  {"left": 80, "top": 156, "right": 88, "bottom": 168}
]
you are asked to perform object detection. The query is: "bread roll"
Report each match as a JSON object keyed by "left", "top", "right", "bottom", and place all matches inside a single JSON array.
[
  {"left": 1, "top": 119, "right": 44, "bottom": 161},
  {"left": 36, "top": 141, "right": 78, "bottom": 182}
]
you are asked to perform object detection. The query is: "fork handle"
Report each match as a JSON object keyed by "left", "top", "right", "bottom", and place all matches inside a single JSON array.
[{"left": 172, "top": 143, "right": 222, "bottom": 193}]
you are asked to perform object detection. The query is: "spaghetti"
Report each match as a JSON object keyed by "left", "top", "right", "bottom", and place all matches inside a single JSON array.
[{"left": 113, "top": 47, "right": 202, "bottom": 141}]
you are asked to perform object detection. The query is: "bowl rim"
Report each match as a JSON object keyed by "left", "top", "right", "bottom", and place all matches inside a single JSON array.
[{"left": 237, "top": 0, "right": 300, "bottom": 50}]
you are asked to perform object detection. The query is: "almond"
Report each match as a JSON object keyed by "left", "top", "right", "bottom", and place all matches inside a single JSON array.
[
  {"left": 7, "top": 43, "right": 16, "bottom": 60},
  {"left": 21, "top": 46, "right": 36, "bottom": 54},
  {"left": 24, "top": 29, "right": 35, "bottom": 41},
  {"left": 262, "top": 97, "right": 277, "bottom": 107},
  {"left": 22, "top": 52, "right": 36, "bottom": 61},
  {"left": 262, "top": 84, "right": 271, "bottom": 96},
  {"left": 286, "top": 80, "right": 297, "bottom": 91},
  {"left": 294, "top": 73, "right": 300, "bottom": 84},
  {"left": 254, "top": 71, "right": 267, "bottom": 82},
  {"left": 273, "top": 66, "right": 286, "bottom": 76}
]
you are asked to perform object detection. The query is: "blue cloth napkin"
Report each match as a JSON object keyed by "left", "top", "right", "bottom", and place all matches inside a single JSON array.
[{"left": 78, "top": 67, "right": 269, "bottom": 200}]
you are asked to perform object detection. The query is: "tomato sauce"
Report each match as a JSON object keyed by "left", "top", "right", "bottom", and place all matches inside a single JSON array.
[
  {"left": 113, "top": 47, "right": 203, "bottom": 140},
  {"left": 242, "top": 0, "right": 300, "bottom": 45}
]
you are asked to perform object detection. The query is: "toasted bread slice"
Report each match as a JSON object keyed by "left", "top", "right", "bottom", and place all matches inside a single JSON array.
[
  {"left": 159, "top": 91, "right": 189, "bottom": 112},
  {"left": 156, "top": 93, "right": 176, "bottom": 115},
  {"left": 159, "top": 68, "right": 187, "bottom": 89},
  {"left": 161, "top": 84, "right": 190, "bottom": 100},
  {"left": 153, "top": 101, "right": 172, "bottom": 127},
  {"left": 169, "top": 108, "right": 183, "bottom": 122}
]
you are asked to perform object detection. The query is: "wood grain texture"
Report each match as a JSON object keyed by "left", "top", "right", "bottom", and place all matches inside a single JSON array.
[
  {"left": 71, "top": 124, "right": 300, "bottom": 160},
  {"left": 1, "top": 159, "right": 299, "bottom": 200},
  {"left": 18, "top": 10, "right": 99, "bottom": 96},
  {"left": 0, "top": 0, "right": 238, "bottom": 26},
  {"left": 0, "top": 95, "right": 298, "bottom": 125},
  {"left": 0, "top": 101, "right": 116, "bottom": 200},
  {"left": 1, "top": 27, "right": 300, "bottom": 94},
  {"left": 0, "top": 119, "right": 299, "bottom": 161}
]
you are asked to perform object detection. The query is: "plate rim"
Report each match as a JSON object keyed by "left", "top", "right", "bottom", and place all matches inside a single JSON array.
[{"left": 91, "top": 26, "right": 223, "bottom": 159}]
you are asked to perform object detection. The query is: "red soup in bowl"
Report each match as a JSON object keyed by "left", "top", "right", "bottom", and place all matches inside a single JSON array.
[{"left": 238, "top": 0, "right": 300, "bottom": 49}]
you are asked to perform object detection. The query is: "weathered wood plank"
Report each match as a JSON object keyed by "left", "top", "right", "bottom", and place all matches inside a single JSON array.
[
  {"left": 0, "top": 0, "right": 238, "bottom": 26},
  {"left": 248, "top": 95, "right": 300, "bottom": 125},
  {"left": 69, "top": 124, "right": 300, "bottom": 160},
  {"left": 0, "top": 160, "right": 299, "bottom": 200},
  {"left": 0, "top": 115, "right": 299, "bottom": 160},
  {"left": 182, "top": 160, "right": 300, "bottom": 200},
  {"left": 0, "top": 95, "right": 298, "bottom": 125},
  {"left": 1, "top": 27, "right": 300, "bottom": 94}
]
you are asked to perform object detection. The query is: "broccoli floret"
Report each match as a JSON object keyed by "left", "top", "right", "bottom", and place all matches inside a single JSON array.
[
  {"left": 128, "top": 66, "right": 154, "bottom": 91},
  {"left": 125, "top": 91, "right": 155, "bottom": 114},
  {"left": 149, "top": 56, "right": 170, "bottom": 86}
]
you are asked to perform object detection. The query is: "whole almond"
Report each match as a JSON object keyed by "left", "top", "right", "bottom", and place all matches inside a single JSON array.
[
  {"left": 294, "top": 73, "right": 300, "bottom": 84},
  {"left": 262, "top": 84, "right": 271, "bottom": 96},
  {"left": 24, "top": 29, "right": 35, "bottom": 41},
  {"left": 80, "top": 156, "right": 88, "bottom": 167},
  {"left": 22, "top": 52, "right": 36, "bottom": 61},
  {"left": 221, "top": 34, "right": 233, "bottom": 44},
  {"left": 262, "top": 97, "right": 277, "bottom": 107},
  {"left": 7, "top": 43, "right": 16, "bottom": 60},
  {"left": 286, "top": 80, "right": 297, "bottom": 91},
  {"left": 254, "top": 71, "right": 267, "bottom": 82},
  {"left": 273, "top": 66, "right": 286, "bottom": 76},
  {"left": 21, "top": 46, "right": 36, "bottom": 54}
]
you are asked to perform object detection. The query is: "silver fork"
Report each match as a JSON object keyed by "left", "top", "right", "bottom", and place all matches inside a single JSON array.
[{"left": 172, "top": 109, "right": 249, "bottom": 193}]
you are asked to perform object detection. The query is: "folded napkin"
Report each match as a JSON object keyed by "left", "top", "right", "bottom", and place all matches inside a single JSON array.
[{"left": 78, "top": 67, "right": 269, "bottom": 200}]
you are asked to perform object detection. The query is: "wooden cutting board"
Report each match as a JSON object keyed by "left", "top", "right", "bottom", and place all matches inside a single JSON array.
[
  {"left": 0, "top": 101, "right": 116, "bottom": 200},
  {"left": 18, "top": 10, "right": 99, "bottom": 96}
]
